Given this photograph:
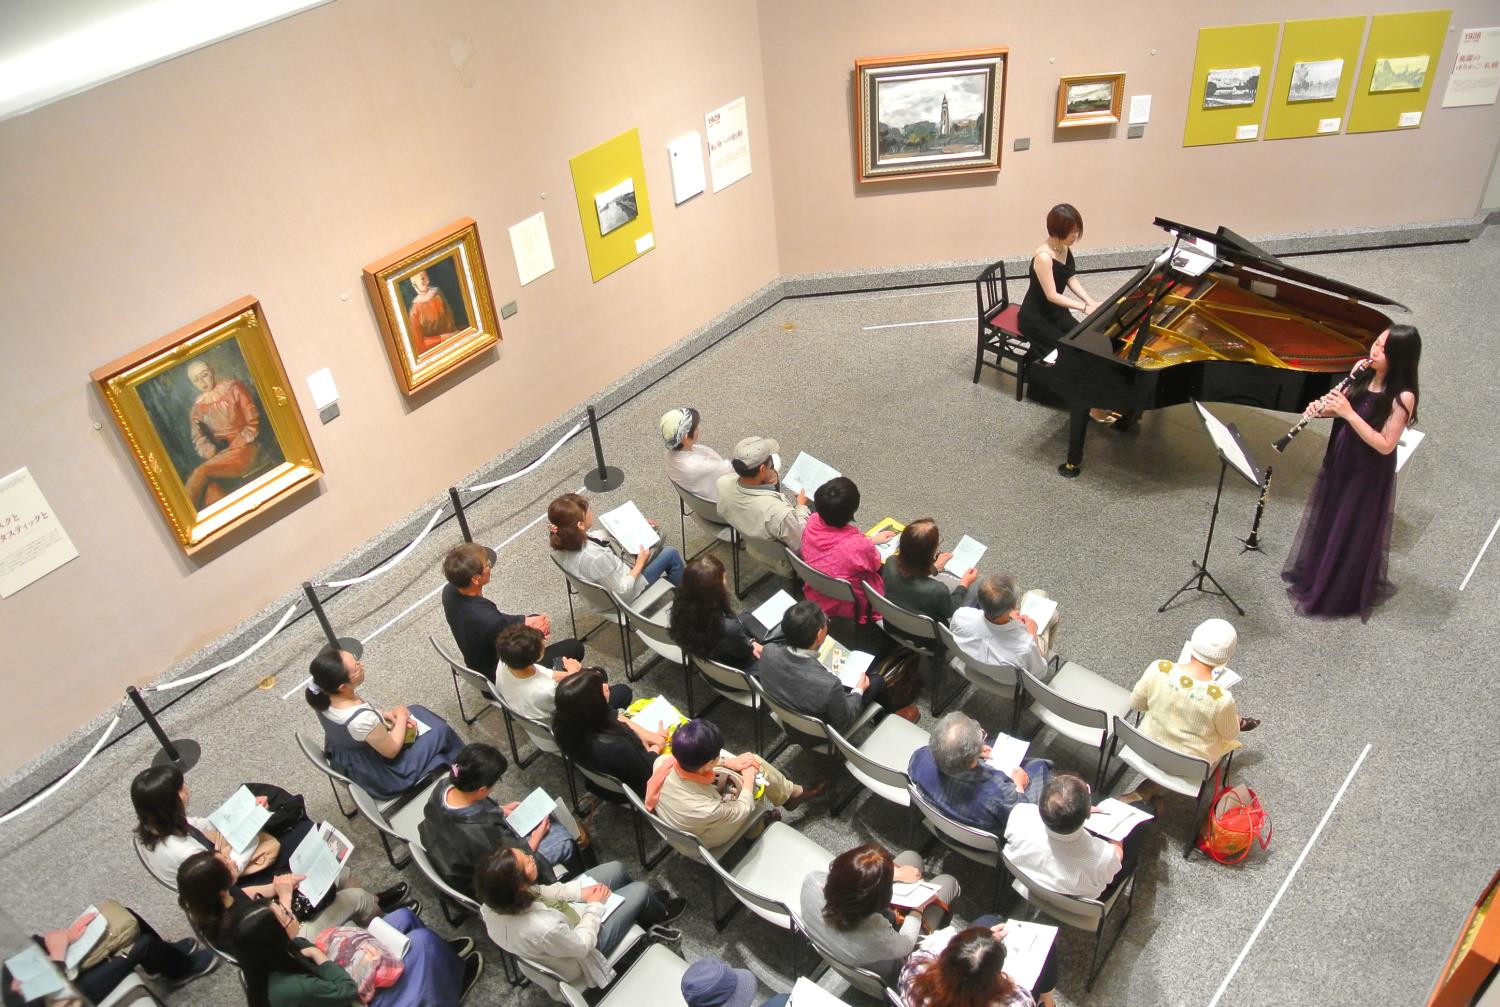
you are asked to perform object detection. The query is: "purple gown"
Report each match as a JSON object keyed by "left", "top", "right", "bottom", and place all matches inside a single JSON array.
[{"left": 1282, "top": 389, "right": 1397, "bottom": 620}]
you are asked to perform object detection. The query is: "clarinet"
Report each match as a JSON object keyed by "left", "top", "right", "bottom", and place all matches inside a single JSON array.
[
  {"left": 1272, "top": 358, "right": 1370, "bottom": 453},
  {"left": 1240, "top": 465, "right": 1272, "bottom": 552}
]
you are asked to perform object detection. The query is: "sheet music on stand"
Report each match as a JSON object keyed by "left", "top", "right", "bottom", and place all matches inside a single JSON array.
[{"left": 1193, "top": 401, "right": 1264, "bottom": 489}]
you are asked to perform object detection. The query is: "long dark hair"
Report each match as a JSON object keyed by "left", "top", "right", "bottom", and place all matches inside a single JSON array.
[
  {"left": 131, "top": 765, "right": 187, "bottom": 849},
  {"left": 451, "top": 742, "right": 508, "bottom": 792},
  {"left": 474, "top": 847, "right": 535, "bottom": 914},
  {"left": 821, "top": 843, "right": 894, "bottom": 931},
  {"left": 177, "top": 850, "right": 233, "bottom": 946},
  {"left": 669, "top": 555, "right": 735, "bottom": 657},
  {"left": 1356, "top": 323, "right": 1421, "bottom": 427},
  {"left": 305, "top": 645, "right": 350, "bottom": 712},
  {"left": 905, "top": 926, "right": 1017, "bottom": 1007},
  {"left": 230, "top": 900, "right": 325, "bottom": 1007},
  {"left": 551, "top": 667, "right": 620, "bottom": 757}
]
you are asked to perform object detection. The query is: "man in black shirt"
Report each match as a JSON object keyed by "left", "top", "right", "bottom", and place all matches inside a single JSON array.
[{"left": 441, "top": 542, "right": 584, "bottom": 679}]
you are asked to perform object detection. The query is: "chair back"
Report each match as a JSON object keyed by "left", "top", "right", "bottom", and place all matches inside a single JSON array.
[
  {"left": 1112, "top": 715, "right": 1214, "bottom": 792},
  {"left": 1002, "top": 849, "right": 1107, "bottom": 932},
  {"left": 95, "top": 972, "right": 169, "bottom": 1007},
  {"left": 512, "top": 952, "right": 566, "bottom": 1003},
  {"left": 1020, "top": 667, "right": 1109, "bottom": 738},
  {"left": 698, "top": 844, "right": 795, "bottom": 929},
  {"left": 295, "top": 731, "right": 354, "bottom": 787},
  {"left": 429, "top": 634, "right": 501, "bottom": 702},
  {"left": 907, "top": 780, "right": 1001, "bottom": 865},
  {"left": 674, "top": 482, "right": 731, "bottom": 529},
  {"left": 976, "top": 259, "right": 1010, "bottom": 321},
  {"left": 689, "top": 654, "right": 757, "bottom": 702},
  {"left": 349, "top": 774, "right": 439, "bottom": 847},
  {"left": 489, "top": 687, "right": 563, "bottom": 756},
  {"left": 864, "top": 582, "right": 940, "bottom": 647},
  {"left": 936, "top": 622, "right": 1021, "bottom": 693},
  {"left": 551, "top": 554, "right": 623, "bottom": 621},
  {"left": 745, "top": 674, "right": 833, "bottom": 751},
  {"left": 792, "top": 914, "right": 893, "bottom": 1001},
  {"left": 612, "top": 590, "right": 684, "bottom": 665},
  {"left": 570, "top": 759, "right": 630, "bottom": 799},
  {"left": 621, "top": 783, "right": 706, "bottom": 863},
  {"left": 825, "top": 720, "right": 919, "bottom": 799},
  {"left": 786, "top": 549, "right": 860, "bottom": 615},
  {"left": 408, "top": 837, "right": 482, "bottom": 914}
]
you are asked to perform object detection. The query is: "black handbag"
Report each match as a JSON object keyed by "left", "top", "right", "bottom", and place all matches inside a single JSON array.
[{"left": 244, "top": 783, "right": 309, "bottom": 839}]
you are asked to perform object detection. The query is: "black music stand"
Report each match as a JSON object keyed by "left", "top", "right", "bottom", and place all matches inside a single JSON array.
[{"left": 1158, "top": 403, "right": 1264, "bottom": 615}]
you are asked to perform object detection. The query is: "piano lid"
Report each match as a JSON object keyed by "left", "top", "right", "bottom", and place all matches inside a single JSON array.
[{"left": 1152, "top": 217, "right": 1409, "bottom": 311}]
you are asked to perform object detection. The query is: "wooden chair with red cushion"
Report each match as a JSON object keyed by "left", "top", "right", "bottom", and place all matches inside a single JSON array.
[{"left": 973, "top": 259, "right": 1031, "bottom": 399}]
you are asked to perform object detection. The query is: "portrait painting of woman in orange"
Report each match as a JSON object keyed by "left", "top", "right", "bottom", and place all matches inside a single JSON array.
[{"left": 399, "top": 255, "right": 471, "bottom": 355}]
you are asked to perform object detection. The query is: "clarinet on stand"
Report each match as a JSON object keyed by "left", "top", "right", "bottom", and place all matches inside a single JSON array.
[
  {"left": 1240, "top": 465, "right": 1272, "bottom": 553},
  {"left": 1272, "top": 358, "right": 1370, "bottom": 453}
]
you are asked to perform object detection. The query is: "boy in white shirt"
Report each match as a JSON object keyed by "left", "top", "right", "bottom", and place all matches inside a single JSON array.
[{"left": 494, "top": 625, "right": 631, "bottom": 722}]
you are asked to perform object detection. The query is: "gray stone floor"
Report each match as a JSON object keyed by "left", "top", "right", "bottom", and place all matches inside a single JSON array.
[{"left": 1, "top": 229, "right": 1496, "bottom": 1007}]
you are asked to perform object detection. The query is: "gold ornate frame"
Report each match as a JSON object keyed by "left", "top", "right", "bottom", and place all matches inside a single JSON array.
[
  {"left": 363, "top": 217, "right": 501, "bottom": 395},
  {"left": 1056, "top": 72, "right": 1126, "bottom": 127},
  {"left": 91, "top": 297, "right": 322, "bottom": 554},
  {"left": 854, "top": 47, "right": 1008, "bottom": 183}
]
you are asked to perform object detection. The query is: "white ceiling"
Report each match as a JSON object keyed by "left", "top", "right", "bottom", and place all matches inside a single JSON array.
[{"left": 0, "top": 0, "right": 334, "bottom": 121}]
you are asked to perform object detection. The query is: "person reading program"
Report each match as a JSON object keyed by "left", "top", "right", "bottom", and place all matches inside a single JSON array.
[{"left": 715, "top": 435, "right": 808, "bottom": 579}]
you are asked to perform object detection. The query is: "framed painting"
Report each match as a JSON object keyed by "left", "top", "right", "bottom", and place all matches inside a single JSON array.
[
  {"left": 854, "top": 47, "right": 1007, "bottom": 183},
  {"left": 1369, "top": 55, "right": 1429, "bottom": 93},
  {"left": 1056, "top": 72, "right": 1125, "bottom": 126},
  {"left": 362, "top": 217, "right": 501, "bottom": 395},
  {"left": 91, "top": 297, "right": 322, "bottom": 554}
]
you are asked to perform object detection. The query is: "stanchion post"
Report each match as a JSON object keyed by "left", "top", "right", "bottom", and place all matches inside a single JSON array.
[
  {"left": 125, "top": 686, "right": 201, "bottom": 771},
  {"left": 302, "top": 581, "right": 364, "bottom": 658},
  {"left": 448, "top": 487, "right": 473, "bottom": 543},
  {"left": 582, "top": 404, "right": 624, "bottom": 492}
]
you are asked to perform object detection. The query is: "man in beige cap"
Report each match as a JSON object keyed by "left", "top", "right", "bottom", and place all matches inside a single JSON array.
[
  {"left": 715, "top": 435, "right": 808, "bottom": 578},
  {"left": 661, "top": 406, "right": 733, "bottom": 502}
]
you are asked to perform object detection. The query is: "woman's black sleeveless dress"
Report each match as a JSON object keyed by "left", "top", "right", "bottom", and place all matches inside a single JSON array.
[{"left": 1018, "top": 248, "right": 1078, "bottom": 344}]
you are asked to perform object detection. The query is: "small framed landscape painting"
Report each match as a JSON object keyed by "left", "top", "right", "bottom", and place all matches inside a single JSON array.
[
  {"left": 363, "top": 217, "right": 501, "bottom": 395},
  {"left": 1056, "top": 72, "right": 1125, "bottom": 127},
  {"left": 854, "top": 47, "right": 1007, "bottom": 182},
  {"left": 91, "top": 297, "right": 323, "bottom": 554},
  {"left": 1203, "top": 66, "right": 1261, "bottom": 108}
]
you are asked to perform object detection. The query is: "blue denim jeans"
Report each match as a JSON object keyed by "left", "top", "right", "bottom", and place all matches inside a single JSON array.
[{"left": 642, "top": 546, "right": 685, "bottom": 587}]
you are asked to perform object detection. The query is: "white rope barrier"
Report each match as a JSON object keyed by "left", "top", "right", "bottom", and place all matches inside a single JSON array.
[
  {"left": 465, "top": 420, "right": 585, "bottom": 493},
  {"left": 315, "top": 506, "right": 445, "bottom": 589},
  {"left": 143, "top": 602, "right": 301, "bottom": 693},
  {"left": 0, "top": 716, "right": 120, "bottom": 826}
]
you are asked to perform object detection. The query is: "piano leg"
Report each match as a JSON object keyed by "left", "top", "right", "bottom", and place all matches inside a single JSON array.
[{"left": 1058, "top": 406, "right": 1089, "bottom": 478}]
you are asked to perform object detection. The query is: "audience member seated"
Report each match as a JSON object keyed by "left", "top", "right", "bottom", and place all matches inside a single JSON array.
[
  {"left": 494, "top": 624, "right": 631, "bottom": 723},
  {"left": 6, "top": 902, "right": 218, "bottom": 1003},
  {"left": 305, "top": 646, "right": 464, "bottom": 801},
  {"left": 418, "top": 743, "right": 582, "bottom": 899},
  {"left": 176, "top": 850, "right": 405, "bottom": 951},
  {"left": 908, "top": 712, "right": 1050, "bottom": 836},
  {"left": 754, "top": 601, "right": 918, "bottom": 742},
  {"left": 1003, "top": 773, "right": 1151, "bottom": 902},
  {"left": 681, "top": 958, "right": 788, "bottom": 1007},
  {"left": 669, "top": 555, "right": 764, "bottom": 669},
  {"left": 1127, "top": 619, "right": 1260, "bottom": 801},
  {"left": 228, "top": 896, "right": 479, "bottom": 1007},
  {"left": 662, "top": 407, "right": 735, "bottom": 502},
  {"left": 440, "top": 541, "right": 583, "bottom": 679},
  {"left": 798, "top": 843, "right": 959, "bottom": 986},
  {"left": 548, "top": 491, "right": 684, "bottom": 598},
  {"left": 898, "top": 922, "right": 1058, "bottom": 1007},
  {"left": 131, "top": 764, "right": 310, "bottom": 888},
  {"left": 948, "top": 573, "right": 1054, "bottom": 679},
  {"left": 645, "top": 718, "right": 824, "bottom": 848},
  {"left": 715, "top": 436, "right": 808, "bottom": 579},
  {"left": 552, "top": 667, "right": 665, "bottom": 800},
  {"left": 880, "top": 519, "right": 979, "bottom": 628},
  {"left": 475, "top": 848, "right": 685, "bottom": 991},
  {"left": 798, "top": 476, "right": 894, "bottom": 650}
]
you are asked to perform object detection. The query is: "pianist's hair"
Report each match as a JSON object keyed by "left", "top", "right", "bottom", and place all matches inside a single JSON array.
[
  {"left": 1046, "top": 202, "right": 1083, "bottom": 240},
  {"left": 1367, "top": 324, "right": 1421, "bottom": 426}
]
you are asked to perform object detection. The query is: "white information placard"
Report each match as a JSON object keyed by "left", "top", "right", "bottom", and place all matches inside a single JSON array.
[
  {"left": 667, "top": 132, "right": 707, "bottom": 204},
  {"left": 507, "top": 211, "right": 555, "bottom": 286},
  {"left": 1442, "top": 27, "right": 1500, "bottom": 108},
  {"left": 705, "top": 96, "right": 752, "bottom": 192},
  {"left": 0, "top": 467, "right": 78, "bottom": 598},
  {"left": 1128, "top": 94, "right": 1152, "bottom": 124}
]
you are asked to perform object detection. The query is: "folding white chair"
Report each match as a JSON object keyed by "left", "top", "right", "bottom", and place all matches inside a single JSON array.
[
  {"left": 610, "top": 587, "right": 682, "bottom": 682},
  {"left": 407, "top": 835, "right": 481, "bottom": 926},
  {"left": 908, "top": 780, "right": 1006, "bottom": 909},
  {"left": 513, "top": 935, "right": 673, "bottom": 1006},
  {"left": 568, "top": 760, "right": 664, "bottom": 870},
  {"left": 1020, "top": 662, "right": 1133, "bottom": 789},
  {"left": 487, "top": 688, "right": 581, "bottom": 810},
  {"left": 684, "top": 653, "right": 764, "bottom": 750},
  {"left": 294, "top": 731, "right": 362, "bottom": 820},
  {"left": 429, "top": 634, "right": 500, "bottom": 727},
  {"left": 552, "top": 554, "right": 672, "bottom": 678},
  {"left": 672, "top": 480, "right": 736, "bottom": 564},
  {"left": 791, "top": 912, "right": 896, "bottom": 1002},
  {"left": 786, "top": 548, "right": 862, "bottom": 642},
  {"left": 95, "top": 973, "right": 168, "bottom": 1007},
  {"left": 936, "top": 622, "right": 1028, "bottom": 733},
  {"left": 1112, "top": 715, "right": 1232, "bottom": 858},
  {"left": 698, "top": 820, "right": 835, "bottom": 967},
  {"left": 864, "top": 582, "right": 966, "bottom": 714},
  {"left": 745, "top": 672, "right": 880, "bottom": 764},
  {"left": 620, "top": 774, "right": 767, "bottom": 870},
  {"left": 1004, "top": 849, "right": 1138, "bottom": 990},
  {"left": 346, "top": 774, "right": 442, "bottom": 869},
  {"left": 825, "top": 716, "right": 930, "bottom": 829}
]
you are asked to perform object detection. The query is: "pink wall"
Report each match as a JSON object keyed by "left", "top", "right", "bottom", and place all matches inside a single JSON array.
[
  {"left": 0, "top": 0, "right": 779, "bottom": 775},
  {"left": 757, "top": 0, "right": 1500, "bottom": 273}
]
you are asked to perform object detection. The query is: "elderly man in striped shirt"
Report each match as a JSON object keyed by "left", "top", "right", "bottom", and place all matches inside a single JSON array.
[{"left": 1002, "top": 773, "right": 1153, "bottom": 899}]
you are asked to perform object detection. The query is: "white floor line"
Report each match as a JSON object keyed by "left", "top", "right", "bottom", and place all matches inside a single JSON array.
[
  {"left": 279, "top": 501, "right": 563, "bottom": 700},
  {"left": 836, "top": 287, "right": 963, "bottom": 302},
  {"left": 861, "top": 316, "right": 976, "bottom": 331},
  {"left": 1207, "top": 743, "right": 1372, "bottom": 1007},
  {"left": 1459, "top": 513, "right": 1500, "bottom": 591}
]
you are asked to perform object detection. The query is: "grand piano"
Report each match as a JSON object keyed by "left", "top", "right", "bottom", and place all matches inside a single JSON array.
[{"left": 1026, "top": 218, "right": 1406, "bottom": 476}]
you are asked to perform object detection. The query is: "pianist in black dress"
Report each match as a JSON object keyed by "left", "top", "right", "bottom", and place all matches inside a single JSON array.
[
  {"left": 1019, "top": 203, "right": 1114, "bottom": 423},
  {"left": 1283, "top": 325, "right": 1420, "bottom": 621}
]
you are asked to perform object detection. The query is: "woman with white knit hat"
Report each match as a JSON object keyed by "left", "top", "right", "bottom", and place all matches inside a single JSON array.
[
  {"left": 661, "top": 406, "right": 734, "bottom": 502},
  {"left": 1121, "top": 619, "right": 1260, "bottom": 801}
]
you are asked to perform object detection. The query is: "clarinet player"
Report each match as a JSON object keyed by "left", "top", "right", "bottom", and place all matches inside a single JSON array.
[{"left": 1281, "top": 325, "right": 1422, "bottom": 620}]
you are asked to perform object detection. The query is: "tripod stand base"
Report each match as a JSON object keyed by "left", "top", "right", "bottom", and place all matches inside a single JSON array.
[
  {"left": 1158, "top": 561, "right": 1246, "bottom": 616},
  {"left": 1237, "top": 537, "right": 1262, "bottom": 554},
  {"left": 151, "top": 739, "right": 202, "bottom": 771},
  {"left": 583, "top": 466, "right": 625, "bottom": 492}
]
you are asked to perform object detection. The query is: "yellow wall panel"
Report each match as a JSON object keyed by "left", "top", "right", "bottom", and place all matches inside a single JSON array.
[
  {"left": 1347, "top": 9, "right": 1452, "bottom": 134},
  {"left": 1183, "top": 22, "right": 1282, "bottom": 147},
  {"left": 1264, "top": 16, "right": 1368, "bottom": 140},
  {"left": 569, "top": 128, "right": 655, "bottom": 282}
]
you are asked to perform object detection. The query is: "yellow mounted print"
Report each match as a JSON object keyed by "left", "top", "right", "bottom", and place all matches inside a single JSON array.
[{"left": 569, "top": 129, "right": 655, "bottom": 282}]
